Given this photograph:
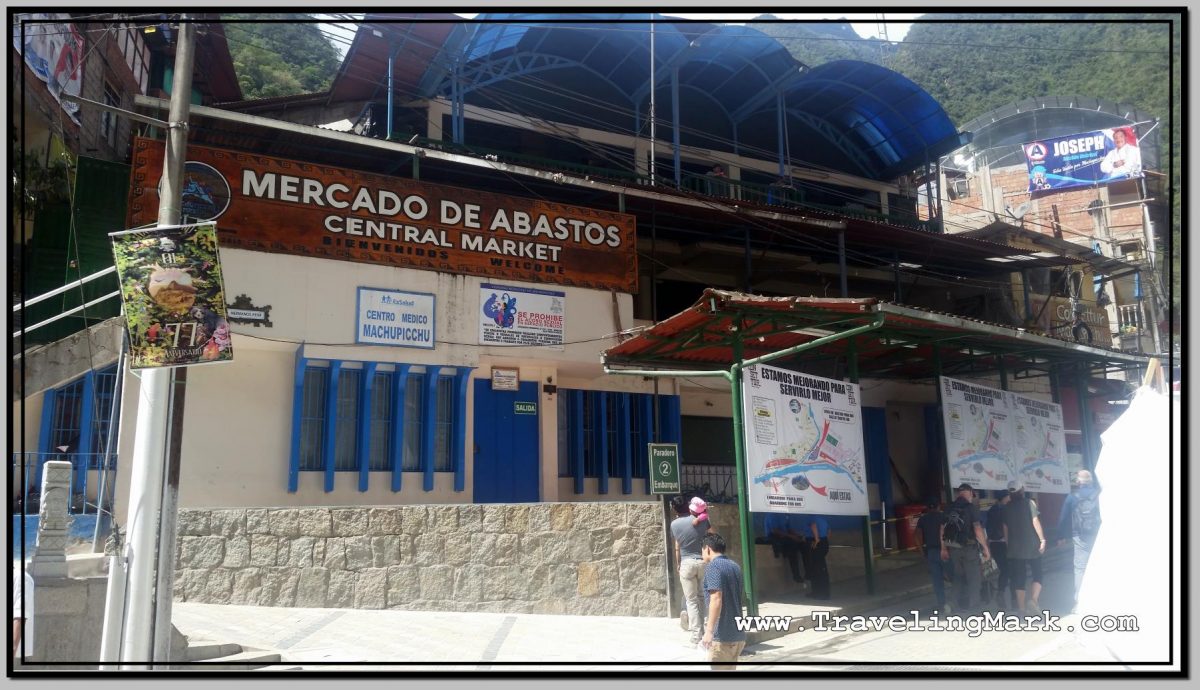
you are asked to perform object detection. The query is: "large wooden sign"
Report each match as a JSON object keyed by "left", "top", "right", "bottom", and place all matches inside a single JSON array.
[{"left": 127, "top": 138, "right": 638, "bottom": 292}]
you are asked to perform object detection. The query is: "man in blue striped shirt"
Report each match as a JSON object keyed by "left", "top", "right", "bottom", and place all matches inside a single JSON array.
[{"left": 700, "top": 533, "right": 746, "bottom": 670}]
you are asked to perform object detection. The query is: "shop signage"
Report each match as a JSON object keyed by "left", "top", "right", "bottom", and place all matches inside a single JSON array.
[
  {"left": 355, "top": 287, "right": 435, "bottom": 349},
  {"left": 939, "top": 376, "right": 1068, "bottom": 494},
  {"left": 479, "top": 283, "right": 565, "bottom": 350},
  {"left": 128, "top": 138, "right": 638, "bottom": 292},
  {"left": 1032, "top": 294, "right": 1111, "bottom": 347},
  {"left": 491, "top": 367, "right": 519, "bottom": 391},
  {"left": 514, "top": 401, "right": 537, "bottom": 415},
  {"left": 648, "top": 443, "right": 680, "bottom": 494},
  {"left": 741, "top": 363, "right": 868, "bottom": 516},
  {"left": 110, "top": 222, "right": 233, "bottom": 369},
  {"left": 225, "top": 293, "right": 272, "bottom": 327}
]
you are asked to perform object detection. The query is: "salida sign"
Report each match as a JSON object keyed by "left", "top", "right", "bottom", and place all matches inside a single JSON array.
[{"left": 127, "top": 138, "right": 639, "bottom": 292}]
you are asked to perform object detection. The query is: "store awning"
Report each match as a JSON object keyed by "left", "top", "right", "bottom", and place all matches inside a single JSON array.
[{"left": 602, "top": 289, "right": 1149, "bottom": 381}]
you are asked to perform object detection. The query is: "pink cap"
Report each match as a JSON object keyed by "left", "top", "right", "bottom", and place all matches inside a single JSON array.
[{"left": 689, "top": 497, "right": 708, "bottom": 516}]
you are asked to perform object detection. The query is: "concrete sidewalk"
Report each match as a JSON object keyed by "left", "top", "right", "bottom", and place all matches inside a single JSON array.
[{"left": 170, "top": 546, "right": 1071, "bottom": 670}]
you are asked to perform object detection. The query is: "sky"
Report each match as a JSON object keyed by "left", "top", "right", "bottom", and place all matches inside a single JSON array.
[{"left": 316, "top": 13, "right": 920, "bottom": 58}]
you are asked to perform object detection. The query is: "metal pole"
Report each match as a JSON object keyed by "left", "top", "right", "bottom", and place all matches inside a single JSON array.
[
  {"left": 120, "top": 17, "right": 194, "bottom": 667},
  {"left": 648, "top": 14, "right": 656, "bottom": 187},
  {"left": 729, "top": 330, "right": 758, "bottom": 616},
  {"left": 386, "top": 46, "right": 395, "bottom": 140},
  {"left": 1076, "top": 366, "right": 1096, "bottom": 472},
  {"left": 98, "top": 554, "right": 127, "bottom": 670},
  {"left": 933, "top": 346, "right": 951, "bottom": 503},
  {"left": 849, "top": 338, "right": 874, "bottom": 593},
  {"left": 152, "top": 368, "right": 188, "bottom": 664},
  {"left": 671, "top": 67, "right": 681, "bottom": 188},
  {"left": 838, "top": 231, "right": 849, "bottom": 298}
]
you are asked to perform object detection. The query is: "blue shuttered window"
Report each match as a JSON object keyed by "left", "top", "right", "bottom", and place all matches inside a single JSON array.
[
  {"left": 559, "top": 390, "right": 678, "bottom": 492},
  {"left": 290, "top": 358, "right": 468, "bottom": 493}
]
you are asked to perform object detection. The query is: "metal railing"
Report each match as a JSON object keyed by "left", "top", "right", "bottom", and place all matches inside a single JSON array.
[
  {"left": 10, "top": 452, "right": 113, "bottom": 515},
  {"left": 680, "top": 463, "right": 738, "bottom": 504}
]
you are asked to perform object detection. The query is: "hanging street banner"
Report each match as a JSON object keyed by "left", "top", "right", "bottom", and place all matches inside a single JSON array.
[
  {"left": 940, "top": 376, "right": 1017, "bottom": 491},
  {"left": 1023, "top": 126, "right": 1143, "bottom": 192},
  {"left": 479, "top": 283, "right": 565, "bottom": 350},
  {"left": 742, "top": 363, "right": 868, "bottom": 516},
  {"left": 12, "top": 13, "right": 83, "bottom": 123},
  {"left": 110, "top": 223, "right": 233, "bottom": 369},
  {"left": 127, "top": 138, "right": 638, "bottom": 292},
  {"left": 1008, "top": 392, "right": 1070, "bottom": 494},
  {"left": 355, "top": 287, "right": 435, "bottom": 349}
]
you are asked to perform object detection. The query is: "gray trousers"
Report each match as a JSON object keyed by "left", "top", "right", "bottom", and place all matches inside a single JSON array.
[
  {"left": 949, "top": 543, "right": 982, "bottom": 609},
  {"left": 1073, "top": 535, "right": 1094, "bottom": 599}
]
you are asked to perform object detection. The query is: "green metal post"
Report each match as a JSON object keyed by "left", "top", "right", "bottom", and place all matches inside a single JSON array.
[
  {"left": 1076, "top": 366, "right": 1096, "bottom": 471},
  {"left": 998, "top": 356, "right": 1008, "bottom": 391},
  {"left": 412, "top": 154, "right": 420, "bottom": 181},
  {"left": 849, "top": 338, "right": 875, "bottom": 594},
  {"left": 730, "top": 331, "right": 759, "bottom": 617},
  {"left": 933, "top": 346, "right": 951, "bottom": 503}
]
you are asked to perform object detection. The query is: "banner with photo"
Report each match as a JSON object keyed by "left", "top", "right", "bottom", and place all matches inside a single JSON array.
[
  {"left": 12, "top": 13, "right": 83, "bottom": 123},
  {"left": 479, "top": 283, "right": 565, "bottom": 350},
  {"left": 741, "top": 363, "right": 868, "bottom": 516},
  {"left": 1023, "top": 127, "right": 1143, "bottom": 192},
  {"left": 1008, "top": 392, "right": 1070, "bottom": 494},
  {"left": 111, "top": 223, "right": 233, "bottom": 369}
]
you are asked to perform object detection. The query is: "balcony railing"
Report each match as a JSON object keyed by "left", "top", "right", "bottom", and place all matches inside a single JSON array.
[{"left": 10, "top": 452, "right": 113, "bottom": 515}]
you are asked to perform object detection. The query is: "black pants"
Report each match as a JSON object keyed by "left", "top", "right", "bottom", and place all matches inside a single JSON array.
[
  {"left": 989, "top": 541, "right": 1009, "bottom": 595},
  {"left": 809, "top": 537, "right": 831, "bottom": 599},
  {"left": 770, "top": 538, "right": 805, "bottom": 582},
  {"left": 1008, "top": 556, "right": 1043, "bottom": 593}
]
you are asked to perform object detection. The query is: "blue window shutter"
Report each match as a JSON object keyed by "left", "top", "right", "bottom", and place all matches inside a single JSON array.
[
  {"left": 357, "top": 362, "right": 377, "bottom": 492},
  {"left": 619, "top": 392, "right": 632, "bottom": 494},
  {"left": 75, "top": 372, "right": 97, "bottom": 507},
  {"left": 36, "top": 388, "right": 57, "bottom": 490},
  {"left": 389, "top": 365, "right": 411, "bottom": 492},
  {"left": 288, "top": 350, "right": 307, "bottom": 492},
  {"left": 324, "top": 361, "right": 342, "bottom": 493},
  {"left": 641, "top": 394, "right": 654, "bottom": 493},
  {"left": 422, "top": 368, "right": 439, "bottom": 492},
  {"left": 571, "top": 389, "right": 585, "bottom": 495},
  {"left": 597, "top": 391, "right": 609, "bottom": 495},
  {"left": 452, "top": 368, "right": 473, "bottom": 492}
]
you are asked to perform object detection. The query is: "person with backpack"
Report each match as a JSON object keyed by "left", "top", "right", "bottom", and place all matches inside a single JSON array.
[
  {"left": 944, "top": 483, "right": 991, "bottom": 612},
  {"left": 1057, "top": 469, "right": 1101, "bottom": 612},
  {"left": 1003, "top": 480, "right": 1047, "bottom": 614},
  {"left": 914, "top": 497, "right": 949, "bottom": 613}
]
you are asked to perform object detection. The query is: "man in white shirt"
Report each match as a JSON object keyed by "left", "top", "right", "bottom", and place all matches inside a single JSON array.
[
  {"left": 12, "top": 565, "right": 33, "bottom": 661},
  {"left": 1099, "top": 128, "right": 1142, "bottom": 178}
]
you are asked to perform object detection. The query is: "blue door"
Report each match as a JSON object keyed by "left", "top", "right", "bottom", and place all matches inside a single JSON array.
[{"left": 473, "top": 380, "right": 540, "bottom": 503}]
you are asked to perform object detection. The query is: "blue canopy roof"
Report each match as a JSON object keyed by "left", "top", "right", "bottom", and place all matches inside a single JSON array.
[{"left": 422, "top": 15, "right": 968, "bottom": 180}]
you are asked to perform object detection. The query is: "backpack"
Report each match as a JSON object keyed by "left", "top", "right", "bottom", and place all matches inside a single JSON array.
[
  {"left": 943, "top": 501, "right": 971, "bottom": 546},
  {"left": 1073, "top": 492, "right": 1101, "bottom": 536}
]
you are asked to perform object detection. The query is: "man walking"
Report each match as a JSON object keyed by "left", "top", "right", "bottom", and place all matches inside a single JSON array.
[
  {"left": 945, "top": 483, "right": 991, "bottom": 611},
  {"left": 1057, "top": 469, "right": 1100, "bottom": 611},
  {"left": 914, "top": 498, "right": 949, "bottom": 613},
  {"left": 806, "top": 514, "right": 832, "bottom": 600},
  {"left": 986, "top": 491, "right": 1012, "bottom": 609},
  {"left": 700, "top": 533, "right": 746, "bottom": 671},
  {"left": 1004, "top": 480, "right": 1046, "bottom": 613},
  {"left": 670, "top": 495, "right": 707, "bottom": 647}
]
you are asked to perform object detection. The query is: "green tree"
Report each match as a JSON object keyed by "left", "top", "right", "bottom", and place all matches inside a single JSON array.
[{"left": 223, "top": 14, "right": 341, "bottom": 99}]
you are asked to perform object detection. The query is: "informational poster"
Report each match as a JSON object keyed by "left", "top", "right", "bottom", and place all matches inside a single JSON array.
[
  {"left": 12, "top": 13, "right": 83, "bottom": 123},
  {"left": 940, "top": 376, "right": 1017, "bottom": 491},
  {"left": 479, "top": 283, "right": 564, "bottom": 350},
  {"left": 1023, "top": 127, "right": 1143, "bottom": 192},
  {"left": 355, "top": 287, "right": 435, "bottom": 349},
  {"left": 742, "top": 363, "right": 868, "bottom": 516},
  {"left": 110, "top": 223, "right": 233, "bottom": 369},
  {"left": 1008, "top": 392, "right": 1070, "bottom": 494}
]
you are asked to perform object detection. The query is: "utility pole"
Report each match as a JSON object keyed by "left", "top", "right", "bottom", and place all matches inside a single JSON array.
[
  {"left": 119, "top": 16, "right": 195, "bottom": 668},
  {"left": 648, "top": 13, "right": 656, "bottom": 187}
]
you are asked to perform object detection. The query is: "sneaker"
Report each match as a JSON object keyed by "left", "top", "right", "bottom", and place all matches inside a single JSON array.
[{"left": 680, "top": 609, "right": 689, "bottom": 631}]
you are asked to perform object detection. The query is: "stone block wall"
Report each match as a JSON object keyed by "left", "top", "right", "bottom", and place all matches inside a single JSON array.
[{"left": 173, "top": 503, "right": 669, "bottom": 617}]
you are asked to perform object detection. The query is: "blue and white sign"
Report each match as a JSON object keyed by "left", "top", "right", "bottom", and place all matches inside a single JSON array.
[
  {"left": 356, "top": 287, "right": 435, "bottom": 349},
  {"left": 479, "top": 283, "right": 565, "bottom": 350},
  {"left": 1023, "top": 126, "right": 1143, "bottom": 192}
]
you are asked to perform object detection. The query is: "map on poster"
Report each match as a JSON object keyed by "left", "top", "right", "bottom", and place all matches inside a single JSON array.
[
  {"left": 742, "top": 363, "right": 868, "bottom": 516},
  {"left": 940, "top": 376, "right": 1017, "bottom": 491},
  {"left": 479, "top": 283, "right": 565, "bottom": 350},
  {"left": 1008, "top": 392, "right": 1070, "bottom": 494}
]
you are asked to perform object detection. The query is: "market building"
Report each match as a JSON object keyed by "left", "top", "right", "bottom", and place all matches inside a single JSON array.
[{"left": 13, "top": 14, "right": 1153, "bottom": 616}]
